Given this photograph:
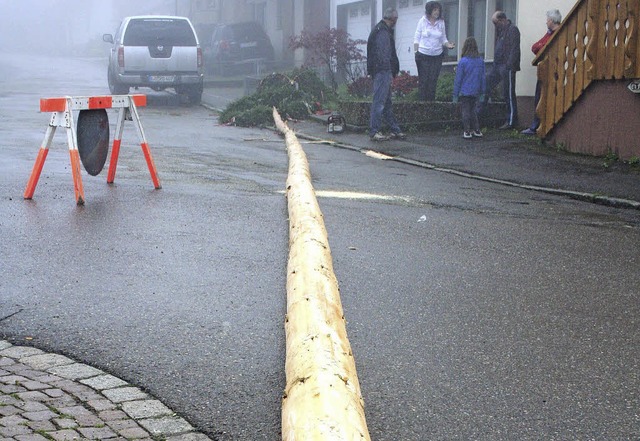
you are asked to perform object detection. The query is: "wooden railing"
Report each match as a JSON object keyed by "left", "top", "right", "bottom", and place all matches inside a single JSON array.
[{"left": 533, "top": 0, "right": 640, "bottom": 137}]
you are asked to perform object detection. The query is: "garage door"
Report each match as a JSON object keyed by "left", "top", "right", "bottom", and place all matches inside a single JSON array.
[
  {"left": 346, "top": 2, "right": 371, "bottom": 50},
  {"left": 395, "top": 1, "right": 427, "bottom": 75}
]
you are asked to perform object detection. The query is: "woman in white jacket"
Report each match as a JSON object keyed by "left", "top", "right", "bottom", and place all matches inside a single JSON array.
[{"left": 413, "top": 1, "right": 455, "bottom": 101}]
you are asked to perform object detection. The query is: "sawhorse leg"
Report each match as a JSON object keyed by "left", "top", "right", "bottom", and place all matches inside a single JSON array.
[
  {"left": 24, "top": 124, "right": 55, "bottom": 200},
  {"left": 106, "top": 107, "right": 125, "bottom": 184},
  {"left": 107, "top": 96, "right": 161, "bottom": 189},
  {"left": 24, "top": 108, "right": 85, "bottom": 205},
  {"left": 66, "top": 113, "right": 85, "bottom": 205}
]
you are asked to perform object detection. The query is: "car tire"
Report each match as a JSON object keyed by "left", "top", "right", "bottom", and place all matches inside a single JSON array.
[
  {"left": 176, "top": 84, "right": 202, "bottom": 105},
  {"left": 108, "top": 68, "right": 129, "bottom": 95},
  {"left": 189, "top": 92, "right": 202, "bottom": 105}
]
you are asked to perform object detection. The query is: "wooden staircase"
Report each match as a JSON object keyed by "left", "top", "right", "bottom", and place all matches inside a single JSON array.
[{"left": 533, "top": 0, "right": 640, "bottom": 138}]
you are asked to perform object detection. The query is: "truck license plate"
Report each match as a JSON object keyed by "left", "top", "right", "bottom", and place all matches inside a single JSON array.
[{"left": 148, "top": 75, "right": 175, "bottom": 82}]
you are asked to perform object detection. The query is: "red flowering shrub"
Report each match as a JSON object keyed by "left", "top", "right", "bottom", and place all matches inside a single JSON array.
[
  {"left": 346, "top": 71, "right": 419, "bottom": 99},
  {"left": 392, "top": 71, "right": 419, "bottom": 98}
]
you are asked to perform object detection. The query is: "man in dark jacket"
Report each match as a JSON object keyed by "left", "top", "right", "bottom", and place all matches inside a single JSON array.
[
  {"left": 480, "top": 10, "right": 521, "bottom": 129},
  {"left": 367, "top": 7, "right": 406, "bottom": 141}
]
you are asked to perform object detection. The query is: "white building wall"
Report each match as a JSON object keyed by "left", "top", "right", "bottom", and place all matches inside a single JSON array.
[{"left": 517, "top": 0, "right": 575, "bottom": 96}]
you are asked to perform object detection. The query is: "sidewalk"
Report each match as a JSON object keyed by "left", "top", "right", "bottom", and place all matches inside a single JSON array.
[
  {"left": 202, "top": 83, "right": 640, "bottom": 209},
  {"left": 0, "top": 340, "right": 212, "bottom": 441}
]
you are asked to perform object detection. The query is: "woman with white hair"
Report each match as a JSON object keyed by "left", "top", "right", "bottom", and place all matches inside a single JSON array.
[{"left": 522, "top": 9, "right": 562, "bottom": 135}]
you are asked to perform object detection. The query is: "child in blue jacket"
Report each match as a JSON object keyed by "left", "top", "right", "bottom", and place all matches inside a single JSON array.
[{"left": 453, "top": 37, "right": 486, "bottom": 138}]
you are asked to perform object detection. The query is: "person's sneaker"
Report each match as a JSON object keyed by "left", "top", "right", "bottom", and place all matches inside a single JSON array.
[
  {"left": 473, "top": 130, "right": 483, "bottom": 137},
  {"left": 521, "top": 128, "right": 536, "bottom": 135},
  {"left": 498, "top": 123, "right": 513, "bottom": 130},
  {"left": 370, "top": 132, "right": 389, "bottom": 141},
  {"left": 463, "top": 131, "right": 472, "bottom": 139},
  {"left": 389, "top": 131, "right": 407, "bottom": 140}
]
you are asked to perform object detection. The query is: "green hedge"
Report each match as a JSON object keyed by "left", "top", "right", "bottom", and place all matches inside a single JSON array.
[{"left": 338, "top": 100, "right": 506, "bottom": 131}]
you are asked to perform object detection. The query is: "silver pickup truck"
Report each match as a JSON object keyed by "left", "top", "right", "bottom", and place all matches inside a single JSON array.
[{"left": 103, "top": 16, "right": 204, "bottom": 104}]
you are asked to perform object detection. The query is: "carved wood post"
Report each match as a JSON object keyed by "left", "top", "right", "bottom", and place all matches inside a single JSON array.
[{"left": 586, "top": 0, "right": 601, "bottom": 79}]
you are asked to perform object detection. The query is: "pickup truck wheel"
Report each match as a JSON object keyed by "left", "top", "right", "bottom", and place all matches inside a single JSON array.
[
  {"left": 188, "top": 90, "right": 202, "bottom": 105},
  {"left": 180, "top": 84, "right": 202, "bottom": 105},
  {"left": 108, "top": 69, "right": 129, "bottom": 95}
]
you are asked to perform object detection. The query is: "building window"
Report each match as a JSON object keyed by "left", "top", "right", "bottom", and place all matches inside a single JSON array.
[
  {"left": 496, "top": 0, "right": 517, "bottom": 24},
  {"left": 468, "top": 0, "right": 487, "bottom": 56},
  {"left": 383, "top": 0, "right": 396, "bottom": 10},
  {"left": 443, "top": 1, "right": 459, "bottom": 62},
  {"left": 399, "top": 0, "right": 410, "bottom": 8},
  {"left": 276, "top": 0, "right": 283, "bottom": 30},
  {"left": 361, "top": 4, "right": 370, "bottom": 16},
  {"left": 252, "top": 2, "right": 266, "bottom": 28},
  {"left": 350, "top": 7, "right": 359, "bottom": 18},
  {"left": 413, "top": 0, "right": 423, "bottom": 6}
]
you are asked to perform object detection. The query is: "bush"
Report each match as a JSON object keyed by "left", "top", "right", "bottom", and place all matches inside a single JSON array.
[
  {"left": 219, "top": 96, "right": 260, "bottom": 124},
  {"left": 257, "top": 85, "right": 299, "bottom": 108},
  {"left": 435, "top": 72, "right": 455, "bottom": 102},
  {"left": 219, "top": 68, "right": 331, "bottom": 127},
  {"left": 257, "top": 73, "right": 295, "bottom": 92},
  {"left": 344, "top": 71, "right": 454, "bottom": 102},
  {"left": 347, "top": 76, "right": 372, "bottom": 98},
  {"left": 346, "top": 72, "right": 420, "bottom": 99},
  {"left": 279, "top": 98, "right": 310, "bottom": 119},
  {"left": 404, "top": 89, "right": 421, "bottom": 102},
  {"left": 290, "top": 68, "right": 333, "bottom": 103},
  {"left": 392, "top": 71, "right": 419, "bottom": 98},
  {"left": 232, "top": 105, "right": 274, "bottom": 127},
  {"left": 289, "top": 28, "right": 366, "bottom": 91}
]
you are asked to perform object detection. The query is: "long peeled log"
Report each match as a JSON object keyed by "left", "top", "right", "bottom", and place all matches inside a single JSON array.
[{"left": 273, "top": 108, "right": 371, "bottom": 441}]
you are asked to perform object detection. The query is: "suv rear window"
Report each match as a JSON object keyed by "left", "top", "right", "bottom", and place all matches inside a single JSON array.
[
  {"left": 229, "top": 23, "right": 269, "bottom": 41},
  {"left": 123, "top": 18, "right": 196, "bottom": 46}
]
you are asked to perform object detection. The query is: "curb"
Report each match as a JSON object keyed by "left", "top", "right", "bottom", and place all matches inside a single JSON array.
[
  {"left": 287, "top": 130, "right": 640, "bottom": 211},
  {"left": 0, "top": 340, "right": 213, "bottom": 441},
  {"left": 199, "top": 98, "right": 640, "bottom": 210}
]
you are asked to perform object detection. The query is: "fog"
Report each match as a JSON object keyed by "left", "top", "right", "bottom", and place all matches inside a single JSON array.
[{"left": 0, "top": 0, "right": 183, "bottom": 56}]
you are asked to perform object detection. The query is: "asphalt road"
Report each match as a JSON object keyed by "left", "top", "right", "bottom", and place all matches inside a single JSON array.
[{"left": 1, "top": 53, "right": 639, "bottom": 440}]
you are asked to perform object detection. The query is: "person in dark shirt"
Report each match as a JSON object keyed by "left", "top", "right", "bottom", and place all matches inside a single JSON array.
[
  {"left": 479, "top": 10, "right": 521, "bottom": 129},
  {"left": 367, "top": 7, "right": 406, "bottom": 141}
]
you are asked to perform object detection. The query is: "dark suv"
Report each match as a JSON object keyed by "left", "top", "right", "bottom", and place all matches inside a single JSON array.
[
  {"left": 203, "top": 22, "right": 275, "bottom": 76},
  {"left": 103, "top": 16, "right": 204, "bottom": 104}
]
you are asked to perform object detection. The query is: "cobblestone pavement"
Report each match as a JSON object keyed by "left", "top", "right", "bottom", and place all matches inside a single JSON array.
[{"left": 0, "top": 341, "right": 212, "bottom": 441}]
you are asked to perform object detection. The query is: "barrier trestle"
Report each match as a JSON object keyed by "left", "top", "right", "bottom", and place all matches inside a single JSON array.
[{"left": 24, "top": 94, "right": 161, "bottom": 205}]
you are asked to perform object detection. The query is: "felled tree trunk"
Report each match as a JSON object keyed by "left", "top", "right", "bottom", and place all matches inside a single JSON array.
[{"left": 273, "top": 108, "right": 370, "bottom": 441}]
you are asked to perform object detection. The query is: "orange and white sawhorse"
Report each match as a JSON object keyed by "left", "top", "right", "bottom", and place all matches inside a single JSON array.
[{"left": 24, "top": 94, "right": 161, "bottom": 205}]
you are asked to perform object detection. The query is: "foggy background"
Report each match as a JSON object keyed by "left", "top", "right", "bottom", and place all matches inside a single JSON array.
[{"left": 0, "top": 0, "right": 188, "bottom": 56}]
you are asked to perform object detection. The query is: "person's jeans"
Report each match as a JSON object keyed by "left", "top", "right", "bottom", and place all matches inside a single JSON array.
[
  {"left": 478, "top": 64, "right": 518, "bottom": 126},
  {"left": 459, "top": 96, "right": 480, "bottom": 132},
  {"left": 369, "top": 71, "right": 401, "bottom": 136},
  {"left": 415, "top": 52, "right": 443, "bottom": 101}
]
